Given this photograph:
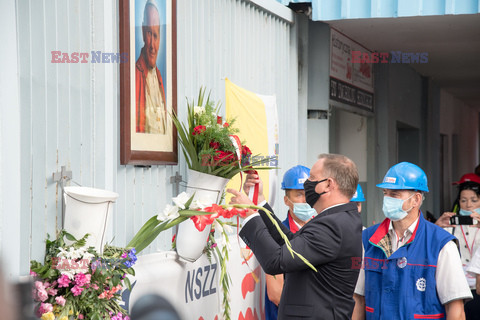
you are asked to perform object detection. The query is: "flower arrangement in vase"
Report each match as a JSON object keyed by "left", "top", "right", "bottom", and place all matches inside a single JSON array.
[
  {"left": 30, "top": 231, "right": 136, "bottom": 320},
  {"left": 172, "top": 87, "right": 274, "bottom": 179}
]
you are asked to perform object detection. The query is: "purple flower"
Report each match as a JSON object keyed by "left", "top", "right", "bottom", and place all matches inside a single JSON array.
[{"left": 123, "top": 248, "right": 137, "bottom": 268}]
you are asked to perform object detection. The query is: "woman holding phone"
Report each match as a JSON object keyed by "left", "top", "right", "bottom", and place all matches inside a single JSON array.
[{"left": 436, "top": 173, "right": 480, "bottom": 320}]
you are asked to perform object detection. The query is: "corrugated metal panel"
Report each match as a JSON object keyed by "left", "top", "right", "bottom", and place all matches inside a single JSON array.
[
  {"left": 12, "top": 0, "right": 298, "bottom": 276},
  {"left": 276, "top": 0, "right": 480, "bottom": 20}
]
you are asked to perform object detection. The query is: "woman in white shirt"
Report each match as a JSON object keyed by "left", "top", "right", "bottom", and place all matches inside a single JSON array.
[{"left": 436, "top": 173, "right": 480, "bottom": 320}]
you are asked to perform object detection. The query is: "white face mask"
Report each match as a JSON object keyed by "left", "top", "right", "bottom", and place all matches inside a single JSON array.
[
  {"left": 382, "top": 193, "right": 415, "bottom": 221},
  {"left": 287, "top": 197, "right": 317, "bottom": 222}
]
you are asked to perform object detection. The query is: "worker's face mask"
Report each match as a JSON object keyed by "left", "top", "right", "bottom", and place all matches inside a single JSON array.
[
  {"left": 287, "top": 198, "right": 317, "bottom": 221},
  {"left": 303, "top": 179, "right": 328, "bottom": 208},
  {"left": 382, "top": 193, "right": 415, "bottom": 221}
]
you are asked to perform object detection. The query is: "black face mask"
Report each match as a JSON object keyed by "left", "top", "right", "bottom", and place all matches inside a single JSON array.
[{"left": 303, "top": 178, "right": 328, "bottom": 208}]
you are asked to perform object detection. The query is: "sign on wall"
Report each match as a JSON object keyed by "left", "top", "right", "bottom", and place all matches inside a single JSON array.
[{"left": 329, "top": 28, "right": 374, "bottom": 112}]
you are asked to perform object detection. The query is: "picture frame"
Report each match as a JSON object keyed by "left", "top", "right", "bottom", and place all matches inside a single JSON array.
[{"left": 119, "top": 0, "right": 177, "bottom": 165}]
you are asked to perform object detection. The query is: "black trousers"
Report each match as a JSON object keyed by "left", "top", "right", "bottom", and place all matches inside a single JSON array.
[{"left": 465, "top": 290, "right": 480, "bottom": 320}]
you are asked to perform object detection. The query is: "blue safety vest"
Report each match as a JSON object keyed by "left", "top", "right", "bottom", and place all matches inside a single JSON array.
[{"left": 363, "top": 214, "right": 455, "bottom": 320}]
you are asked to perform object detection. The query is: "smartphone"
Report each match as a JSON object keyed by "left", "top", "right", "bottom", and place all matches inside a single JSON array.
[{"left": 449, "top": 215, "right": 478, "bottom": 225}]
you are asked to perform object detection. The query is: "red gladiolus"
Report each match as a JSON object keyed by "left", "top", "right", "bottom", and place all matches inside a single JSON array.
[
  {"left": 217, "top": 116, "right": 222, "bottom": 124},
  {"left": 191, "top": 213, "right": 218, "bottom": 231},
  {"left": 223, "top": 122, "right": 229, "bottom": 128},
  {"left": 192, "top": 125, "right": 206, "bottom": 135}
]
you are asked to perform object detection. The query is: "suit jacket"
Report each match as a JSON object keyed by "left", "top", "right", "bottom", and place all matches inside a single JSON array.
[{"left": 240, "top": 202, "right": 362, "bottom": 320}]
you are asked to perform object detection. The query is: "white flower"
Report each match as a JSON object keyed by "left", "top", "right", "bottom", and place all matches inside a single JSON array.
[
  {"left": 223, "top": 224, "right": 233, "bottom": 234},
  {"left": 172, "top": 192, "right": 191, "bottom": 209},
  {"left": 190, "top": 196, "right": 215, "bottom": 210},
  {"left": 214, "top": 220, "right": 223, "bottom": 233},
  {"left": 158, "top": 204, "right": 179, "bottom": 221},
  {"left": 60, "top": 270, "right": 75, "bottom": 280},
  {"left": 193, "top": 106, "right": 205, "bottom": 115}
]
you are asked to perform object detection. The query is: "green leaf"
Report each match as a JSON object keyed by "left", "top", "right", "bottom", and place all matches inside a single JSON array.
[
  {"left": 64, "top": 231, "right": 79, "bottom": 242},
  {"left": 124, "top": 277, "right": 132, "bottom": 291}
]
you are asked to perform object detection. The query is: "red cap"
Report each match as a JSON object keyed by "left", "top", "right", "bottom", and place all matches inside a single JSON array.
[{"left": 452, "top": 173, "right": 480, "bottom": 185}]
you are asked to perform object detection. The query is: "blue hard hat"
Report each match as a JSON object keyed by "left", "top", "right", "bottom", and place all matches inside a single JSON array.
[
  {"left": 376, "top": 162, "right": 429, "bottom": 192},
  {"left": 281, "top": 165, "right": 310, "bottom": 190},
  {"left": 351, "top": 184, "right": 366, "bottom": 202}
]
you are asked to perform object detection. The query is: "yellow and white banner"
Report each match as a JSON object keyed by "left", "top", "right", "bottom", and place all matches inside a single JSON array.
[{"left": 225, "top": 79, "right": 279, "bottom": 205}]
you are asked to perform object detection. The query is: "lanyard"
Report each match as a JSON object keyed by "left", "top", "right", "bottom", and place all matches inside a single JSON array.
[{"left": 460, "top": 225, "right": 480, "bottom": 258}]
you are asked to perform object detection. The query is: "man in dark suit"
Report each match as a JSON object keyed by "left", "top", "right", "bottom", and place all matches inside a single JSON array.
[{"left": 228, "top": 153, "right": 363, "bottom": 320}]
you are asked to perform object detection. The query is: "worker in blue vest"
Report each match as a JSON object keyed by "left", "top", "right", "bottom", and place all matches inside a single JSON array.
[
  {"left": 352, "top": 162, "right": 472, "bottom": 320},
  {"left": 264, "top": 165, "right": 315, "bottom": 320}
]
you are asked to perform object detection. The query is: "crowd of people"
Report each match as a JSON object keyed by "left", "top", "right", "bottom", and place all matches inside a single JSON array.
[{"left": 228, "top": 154, "right": 480, "bottom": 320}]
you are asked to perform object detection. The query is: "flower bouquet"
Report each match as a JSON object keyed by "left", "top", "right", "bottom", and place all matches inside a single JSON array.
[
  {"left": 172, "top": 87, "right": 275, "bottom": 179},
  {"left": 30, "top": 231, "right": 137, "bottom": 320}
]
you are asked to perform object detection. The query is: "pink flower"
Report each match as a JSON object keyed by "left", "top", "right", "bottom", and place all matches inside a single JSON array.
[
  {"left": 34, "top": 281, "right": 45, "bottom": 291},
  {"left": 74, "top": 273, "right": 90, "bottom": 287},
  {"left": 30, "top": 270, "right": 38, "bottom": 277},
  {"left": 57, "top": 274, "right": 70, "bottom": 288},
  {"left": 55, "top": 296, "right": 66, "bottom": 307},
  {"left": 78, "top": 315, "right": 84, "bottom": 319},
  {"left": 37, "top": 302, "right": 53, "bottom": 316},
  {"left": 71, "top": 285, "right": 84, "bottom": 296},
  {"left": 36, "top": 288, "right": 48, "bottom": 302},
  {"left": 46, "top": 287, "right": 57, "bottom": 296}
]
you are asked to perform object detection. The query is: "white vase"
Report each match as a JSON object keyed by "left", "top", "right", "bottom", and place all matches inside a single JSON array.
[
  {"left": 175, "top": 169, "right": 230, "bottom": 262},
  {"left": 63, "top": 186, "right": 119, "bottom": 254}
]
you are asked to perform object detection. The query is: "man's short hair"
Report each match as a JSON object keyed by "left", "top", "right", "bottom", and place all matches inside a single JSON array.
[{"left": 318, "top": 153, "right": 359, "bottom": 199}]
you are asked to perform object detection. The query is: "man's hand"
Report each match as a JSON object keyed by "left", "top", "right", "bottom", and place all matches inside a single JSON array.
[
  {"left": 227, "top": 188, "right": 256, "bottom": 217},
  {"left": 436, "top": 212, "right": 455, "bottom": 228},
  {"left": 243, "top": 173, "right": 266, "bottom": 203}
]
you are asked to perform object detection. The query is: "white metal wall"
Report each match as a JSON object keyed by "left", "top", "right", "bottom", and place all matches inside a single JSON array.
[{"left": 3, "top": 0, "right": 298, "bottom": 278}]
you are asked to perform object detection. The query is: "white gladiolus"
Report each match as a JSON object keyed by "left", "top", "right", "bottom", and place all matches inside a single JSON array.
[
  {"left": 214, "top": 220, "right": 223, "bottom": 233},
  {"left": 223, "top": 224, "right": 233, "bottom": 234},
  {"left": 158, "top": 204, "right": 180, "bottom": 221},
  {"left": 172, "top": 192, "right": 191, "bottom": 209},
  {"left": 190, "top": 196, "right": 215, "bottom": 210}
]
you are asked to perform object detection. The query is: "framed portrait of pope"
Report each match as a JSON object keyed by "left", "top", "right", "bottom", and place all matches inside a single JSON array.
[{"left": 120, "top": 0, "right": 177, "bottom": 165}]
